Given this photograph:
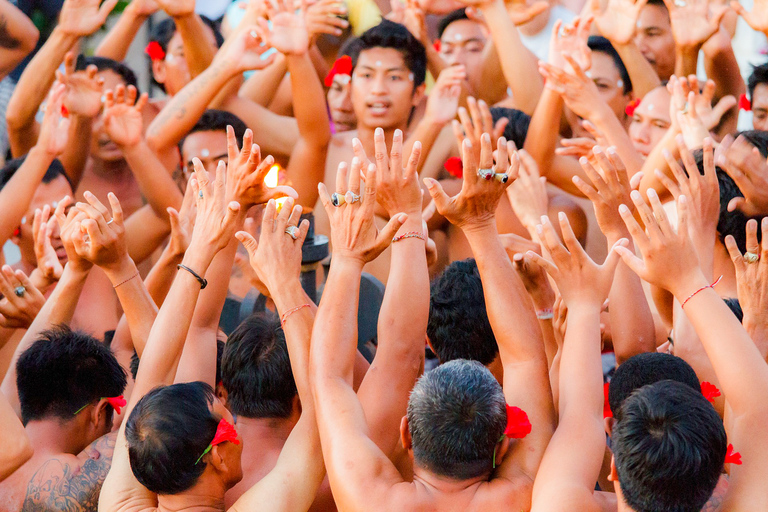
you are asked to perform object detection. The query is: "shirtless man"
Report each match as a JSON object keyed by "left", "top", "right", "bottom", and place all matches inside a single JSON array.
[{"left": 312, "top": 134, "right": 555, "bottom": 510}]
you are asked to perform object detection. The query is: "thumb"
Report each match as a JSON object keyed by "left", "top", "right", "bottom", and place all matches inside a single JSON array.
[
  {"left": 727, "top": 196, "right": 746, "bottom": 213},
  {"left": 630, "top": 171, "right": 644, "bottom": 191},
  {"left": 235, "top": 230, "right": 259, "bottom": 258},
  {"left": 614, "top": 245, "right": 645, "bottom": 279},
  {"left": 167, "top": 207, "right": 180, "bottom": 230},
  {"left": 423, "top": 178, "right": 451, "bottom": 214},
  {"left": 376, "top": 213, "right": 408, "bottom": 250},
  {"left": 603, "top": 238, "right": 628, "bottom": 276}
]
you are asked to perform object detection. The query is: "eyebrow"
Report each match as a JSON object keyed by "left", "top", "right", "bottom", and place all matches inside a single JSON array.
[
  {"left": 357, "top": 65, "right": 407, "bottom": 73},
  {"left": 442, "top": 37, "right": 485, "bottom": 44}
]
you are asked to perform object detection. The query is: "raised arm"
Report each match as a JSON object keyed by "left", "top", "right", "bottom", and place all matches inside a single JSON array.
[
  {"left": 155, "top": 0, "right": 218, "bottom": 78},
  {"left": 0, "top": 0, "right": 38, "bottom": 79},
  {"left": 664, "top": 0, "right": 727, "bottom": 78},
  {"left": 95, "top": 0, "right": 157, "bottom": 61},
  {"left": 425, "top": 133, "right": 555, "bottom": 484}
]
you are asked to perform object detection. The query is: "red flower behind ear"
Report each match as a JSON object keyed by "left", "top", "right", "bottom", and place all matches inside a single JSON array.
[
  {"left": 433, "top": 39, "right": 441, "bottom": 52},
  {"left": 700, "top": 381, "right": 721, "bottom": 404},
  {"left": 504, "top": 405, "right": 531, "bottom": 439},
  {"left": 324, "top": 55, "right": 353, "bottom": 87},
  {"left": 145, "top": 41, "right": 166, "bottom": 61},
  {"left": 604, "top": 382, "right": 613, "bottom": 419},
  {"left": 739, "top": 93, "right": 752, "bottom": 112},
  {"left": 211, "top": 418, "right": 240, "bottom": 448},
  {"left": 725, "top": 444, "right": 742, "bottom": 465},
  {"left": 443, "top": 156, "right": 463, "bottom": 179},
  {"left": 105, "top": 395, "right": 127, "bottom": 415},
  {"left": 625, "top": 99, "right": 641, "bottom": 117}
]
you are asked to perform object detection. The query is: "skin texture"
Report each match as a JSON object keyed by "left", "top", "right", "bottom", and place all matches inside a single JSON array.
[
  {"left": 628, "top": 86, "right": 671, "bottom": 158},
  {"left": 634, "top": 3, "right": 676, "bottom": 81}
]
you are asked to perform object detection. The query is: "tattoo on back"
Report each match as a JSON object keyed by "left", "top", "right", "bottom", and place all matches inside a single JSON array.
[
  {"left": 0, "top": 15, "right": 22, "bottom": 50},
  {"left": 21, "top": 435, "right": 116, "bottom": 512}
]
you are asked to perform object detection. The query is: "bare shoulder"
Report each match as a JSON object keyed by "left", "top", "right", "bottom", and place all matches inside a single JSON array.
[
  {"left": 469, "top": 473, "right": 534, "bottom": 511},
  {"left": 21, "top": 434, "right": 116, "bottom": 512}
]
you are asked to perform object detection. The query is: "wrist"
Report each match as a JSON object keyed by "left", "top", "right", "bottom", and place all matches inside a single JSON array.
[
  {"left": 461, "top": 218, "right": 497, "bottom": 238},
  {"left": 52, "top": 25, "right": 82, "bottom": 43},
  {"left": 670, "top": 270, "right": 710, "bottom": 303},
  {"left": 102, "top": 255, "right": 137, "bottom": 282},
  {"left": 28, "top": 268, "right": 54, "bottom": 291},
  {"left": 28, "top": 144, "right": 58, "bottom": 163},
  {"left": 531, "top": 288, "right": 555, "bottom": 311},
  {"left": 332, "top": 254, "right": 366, "bottom": 272},
  {"left": 180, "top": 245, "right": 214, "bottom": 275}
]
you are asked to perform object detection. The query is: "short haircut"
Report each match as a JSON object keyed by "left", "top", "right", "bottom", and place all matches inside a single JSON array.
[
  {"left": 613, "top": 380, "right": 727, "bottom": 512},
  {"left": 126, "top": 381, "right": 220, "bottom": 495},
  {"left": 748, "top": 62, "right": 768, "bottom": 102},
  {"left": 588, "top": 36, "right": 632, "bottom": 94},
  {"left": 179, "top": 109, "right": 247, "bottom": 154},
  {"left": 407, "top": 359, "right": 506, "bottom": 479},
  {"left": 16, "top": 325, "right": 127, "bottom": 425},
  {"left": 0, "top": 156, "right": 71, "bottom": 191},
  {"left": 490, "top": 107, "right": 530, "bottom": 149},
  {"left": 76, "top": 55, "right": 139, "bottom": 94},
  {"left": 437, "top": 8, "right": 469, "bottom": 39},
  {"left": 608, "top": 352, "right": 700, "bottom": 418},
  {"left": 349, "top": 20, "right": 427, "bottom": 88},
  {"left": 427, "top": 259, "right": 498, "bottom": 365},
  {"left": 221, "top": 313, "right": 298, "bottom": 419}
]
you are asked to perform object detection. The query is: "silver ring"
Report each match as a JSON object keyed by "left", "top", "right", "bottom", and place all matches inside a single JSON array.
[
  {"left": 331, "top": 192, "right": 346, "bottom": 207},
  {"left": 198, "top": 191, "right": 204, "bottom": 199},
  {"left": 477, "top": 168, "right": 494, "bottom": 181},
  {"left": 347, "top": 192, "right": 361, "bottom": 204},
  {"left": 106, "top": 219, "right": 114, "bottom": 226},
  {"left": 14, "top": 286, "right": 25, "bottom": 298},
  {"left": 745, "top": 251, "right": 760, "bottom": 263},
  {"left": 285, "top": 226, "right": 300, "bottom": 240}
]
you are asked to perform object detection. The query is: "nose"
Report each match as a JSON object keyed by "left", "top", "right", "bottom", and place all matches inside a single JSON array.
[
  {"left": 370, "top": 74, "right": 388, "bottom": 95},
  {"left": 634, "top": 34, "right": 649, "bottom": 55},
  {"left": 631, "top": 122, "right": 650, "bottom": 145}
]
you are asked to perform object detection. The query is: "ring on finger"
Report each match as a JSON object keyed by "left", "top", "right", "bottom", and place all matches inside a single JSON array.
[
  {"left": 14, "top": 286, "right": 25, "bottom": 298},
  {"left": 477, "top": 168, "right": 494, "bottom": 181},
  {"left": 331, "top": 192, "right": 346, "bottom": 207},
  {"left": 198, "top": 191, "right": 204, "bottom": 199},
  {"left": 285, "top": 225, "right": 300, "bottom": 240},
  {"left": 106, "top": 218, "right": 114, "bottom": 226},
  {"left": 745, "top": 251, "right": 760, "bottom": 264},
  {"left": 347, "top": 192, "right": 361, "bottom": 204},
  {"left": 493, "top": 173, "right": 509, "bottom": 183}
]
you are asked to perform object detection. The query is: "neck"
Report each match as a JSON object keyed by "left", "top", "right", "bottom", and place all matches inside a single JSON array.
[
  {"left": 25, "top": 418, "right": 92, "bottom": 456},
  {"left": 235, "top": 415, "right": 296, "bottom": 444},
  {"left": 412, "top": 465, "right": 489, "bottom": 495},
  {"left": 90, "top": 157, "right": 130, "bottom": 179},
  {"left": 157, "top": 486, "right": 226, "bottom": 512}
]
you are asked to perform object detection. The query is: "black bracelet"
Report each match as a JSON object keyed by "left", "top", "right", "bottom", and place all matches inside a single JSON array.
[{"left": 177, "top": 264, "right": 208, "bottom": 289}]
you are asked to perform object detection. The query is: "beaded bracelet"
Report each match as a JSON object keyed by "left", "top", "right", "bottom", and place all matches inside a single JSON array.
[
  {"left": 536, "top": 308, "right": 554, "bottom": 320},
  {"left": 681, "top": 275, "right": 722, "bottom": 309},
  {"left": 392, "top": 231, "right": 426, "bottom": 243},
  {"left": 113, "top": 271, "right": 140, "bottom": 289},
  {"left": 281, "top": 304, "right": 311, "bottom": 327}
]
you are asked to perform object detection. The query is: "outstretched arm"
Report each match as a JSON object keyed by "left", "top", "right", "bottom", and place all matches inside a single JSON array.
[
  {"left": 155, "top": 0, "right": 218, "bottom": 78},
  {"left": 94, "top": 0, "right": 156, "bottom": 61}
]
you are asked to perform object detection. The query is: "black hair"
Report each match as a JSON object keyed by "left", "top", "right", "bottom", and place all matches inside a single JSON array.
[
  {"left": 76, "top": 55, "right": 139, "bottom": 94},
  {"left": 588, "top": 36, "right": 632, "bottom": 94},
  {"left": 723, "top": 297, "right": 743, "bottom": 322},
  {"left": 129, "top": 339, "right": 225, "bottom": 385},
  {"left": 179, "top": 109, "right": 248, "bottom": 155},
  {"left": 747, "top": 62, "right": 768, "bottom": 101},
  {"left": 489, "top": 107, "right": 530, "bottom": 149},
  {"left": 349, "top": 20, "right": 427, "bottom": 88},
  {"left": 646, "top": 0, "right": 668, "bottom": 9},
  {"left": 428, "top": 259, "right": 498, "bottom": 365},
  {"left": 407, "top": 359, "right": 506, "bottom": 479},
  {"left": 126, "top": 381, "right": 221, "bottom": 495},
  {"left": 221, "top": 313, "right": 297, "bottom": 419},
  {"left": 613, "top": 380, "right": 727, "bottom": 512},
  {"left": 608, "top": 352, "right": 700, "bottom": 419},
  {"left": 437, "top": 8, "right": 469, "bottom": 39},
  {"left": 148, "top": 16, "right": 224, "bottom": 92},
  {"left": 0, "top": 156, "right": 71, "bottom": 191},
  {"left": 16, "top": 325, "right": 127, "bottom": 425}
]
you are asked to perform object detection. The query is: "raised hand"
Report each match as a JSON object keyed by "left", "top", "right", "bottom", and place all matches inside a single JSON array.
[
  {"left": 548, "top": 16, "right": 592, "bottom": 72},
  {"left": 0, "top": 266, "right": 45, "bottom": 329},
  {"left": 56, "top": 53, "right": 104, "bottom": 119},
  {"left": 512, "top": 251, "right": 555, "bottom": 308},
  {"left": 224, "top": 126, "right": 298, "bottom": 208},
  {"left": 32, "top": 205, "right": 64, "bottom": 285},
  {"left": 505, "top": 0, "right": 549, "bottom": 25},
  {"left": 128, "top": 0, "right": 159, "bottom": 16},
  {"left": 305, "top": 0, "right": 349, "bottom": 39},
  {"left": 373, "top": 128, "right": 423, "bottom": 217},
  {"left": 725, "top": 218, "right": 768, "bottom": 341},
  {"left": 318, "top": 158, "right": 407, "bottom": 264},
  {"left": 731, "top": 0, "right": 768, "bottom": 34},
  {"left": 72, "top": 191, "right": 129, "bottom": 272},
  {"left": 452, "top": 96, "right": 508, "bottom": 163},
  {"left": 423, "top": 65, "right": 465, "bottom": 126},
  {"left": 258, "top": 0, "right": 311, "bottom": 55},
  {"left": 155, "top": 0, "right": 195, "bottom": 17},
  {"left": 236, "top": 198, "right": 309, "bottom": 293},
  {"left": 58, "top": 0, "right": 119, "bottom": 36},
  {"left": 102, "top": 85, "right": 149, "bottom": 148},
  {"left": 717, "top": 134, "right": 768, "bottom": 216},
  {"left": 590, "top": 0, "right": 648, "bottom": 45},
  {"left": 507, "top": 149, "right": 549, "bottom": 235},
  {"left": 663, "top": 0, "right": 728, "bottom": 50},
  {"left": 214, "top": 25, "right": 276, "bottom": 73},
  {"left": 187, "top": 160, "right": 241, "bottom": 257},
  {"left": 572, "top": 146, "right": 634, "bottom": 240},
  {"left": 539, "top": 54, "right": 605, "bottom": 121},
  {"left": 425, "top": 133, "right": 518, "bottom": 231},
  {"left": 37, "top": 83, "right": 70, "bottom": 157},
  {"left": 167, "top": 176, "right": 198, "bottom": 258},
  {"left": 53, "top": 197, "right": 92, "bottom": 273}
]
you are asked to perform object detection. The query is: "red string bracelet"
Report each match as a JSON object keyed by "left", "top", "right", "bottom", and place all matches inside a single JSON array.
[
  {"left": 681, "top": 275, "right": 722, "bottom": 308},
  {"left": 280, "top": 304, "right": 311, "bottom": 327},
  {"left": 392, "top": 231, "right": 426, "bottom": 243}
]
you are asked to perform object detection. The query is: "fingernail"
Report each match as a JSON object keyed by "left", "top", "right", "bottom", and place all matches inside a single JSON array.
[
  {"left": 619, "top": 204, "right": 629, "bottom": 213},
  {"left": 558, "top": 211, "right": 566, "bottom": 221},
  {"left": 630, "top": 190, "right": 641, "bottom": 200}
]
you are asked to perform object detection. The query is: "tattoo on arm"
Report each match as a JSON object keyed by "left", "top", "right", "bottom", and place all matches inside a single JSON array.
[
  {"left": 0, "top": 15, "right": 22, "bottom": 49},
  {"left": 22, "top": 435, "right": 116, "bottom": 512}
]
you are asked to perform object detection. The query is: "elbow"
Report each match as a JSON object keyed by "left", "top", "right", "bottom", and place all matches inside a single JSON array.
[
  {"left": 21, "top": 25, "right": 40, "bottom": 54},
  {"left": 3, "top": 435, "right": 33, "bottom": 471}
]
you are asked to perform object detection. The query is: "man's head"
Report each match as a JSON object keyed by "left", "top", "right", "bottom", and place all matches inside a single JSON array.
[
  {"left": 437, "top": 9, "right": 486, "bottom": 95},
  {"left": 220, "top": 314, "right": 299, "bottom": 420},
  {"left": 634, "top": 0, "right": 675, "bottom": 80},
  {"left": 405, "top": 359, "right": 506, "bottom": 480},
  {"left": 327, "top": 38, "right": 362, "bottom": 133},
  {"left": 349, "top": 20, "right": 427, "bottom": 130},
  {"left": 75, "top": 56, "right": 140, "bottom": 163},
  {"left": 490, "top": 107, "right": 530, "bottom": 149},
  {"left": 628, "top": 85, "right": 671, "bottom": 158},
  {"left": 148, "top": 16, "right": 224, "bottom": 96},
  {"left": 747, "top": 62, "right": 768, "bottom": 131},
  {"left": 0, "top": 157, "right": 72, "bottom": 268},
  {"left": 566, "top": 36, "right": 633, "bottom": 136},
  {"left": 612, "top": 380, "right": 727, "bottom": 512},
  {"left": 179, "top": 110, "right": 247, "bottom": 179},
  {"left": 427, "top": 259, "right": 498, "bottom": 366},
  {"left": 126, "top": 381, "right": 243, "bottom": 495},
  {"left": 17, "top": 326, "right": 127, "bottom": 441}
]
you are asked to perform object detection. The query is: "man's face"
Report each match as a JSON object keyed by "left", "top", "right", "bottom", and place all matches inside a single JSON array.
[
  {"left": 327, "top": 74, "right": 356, "bottom": 132},
  {"left": 91, "top": 69, "right": 129, "bottom": 162},
  {"left": 14, "top": 176, "right": 72, "bottom": 267},
  {"left": 152, "top": 31, "right": 192, "bottom": 97},
  {"left": 634, "top": 4, "right": 676, "bottom": 81},
  {"left": 439, "top": 20, "right": 487, "bottom": 94},
  {"left": 752, "top": 83, "right": 768, "bottom": 131},
  {"left": 628, "top": 87, "right": 671, "bottom": 158},
  {"left": 565, "top": 52, "right": 632, "bottom": 137},
  {"left": 351, "top": 48, "right": 423, "bottom": 130},
  {"left": 181, "top": 130, "right": 229, "bottom": 182}
]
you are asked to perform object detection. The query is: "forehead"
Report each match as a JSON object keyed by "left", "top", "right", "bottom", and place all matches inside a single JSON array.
[
  {"left": 182, "top": 130, "right": 229, "bottom": 161},
  {"left": 589, "top": 52, "right": 622, "bottom": 81},
  {"left": 441, "top": 19, "right": 486, "bottom": 41},
  {"left": 753, "top": 83, "right": 768, "bottom": 103},
  {"left": 638, "top": 4, "right": 671, "bottom": 29},
  {"left": 636, "top": 87, "right": 671, "bottom": 118},
  {"left": 30, "top": 175, "right": 72, "bottom": 209},
  {"left": 167, "top": 31, "right": 184, "bottom": 51},
  {"left": 356, "top": 47, "right": 407, "bottom": 70},
  {"left": 97, "top": 68, "right": 129, "bottom": 91}
]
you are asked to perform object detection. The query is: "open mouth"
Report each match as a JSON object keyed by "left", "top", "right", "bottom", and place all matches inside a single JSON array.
[{"left": 366, "top": 101, "right": 391, "bottom": 116}]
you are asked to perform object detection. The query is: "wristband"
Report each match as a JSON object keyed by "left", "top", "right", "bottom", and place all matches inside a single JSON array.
[
  {"left": 392, "top": 231, "right": 426, "bottom": 243},
  {"left": 113, "top": 271, "right": 140, "bottom": 289},
  {"left": 177, "top": 264, "right": 208, "bottom": 289},
  {"left": 681, "top": 275, "right": 722, "bottom": 309},
  {"left": 280, "top": 304, "right": 311, "bottom": 327},
  {"left": 536, "top": 308, "right": 554, "bottom": 320}
]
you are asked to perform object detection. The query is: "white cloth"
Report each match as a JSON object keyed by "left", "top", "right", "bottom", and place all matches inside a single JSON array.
[{"left": 519, "top": 5, "right": 577, "bottom": 62}]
